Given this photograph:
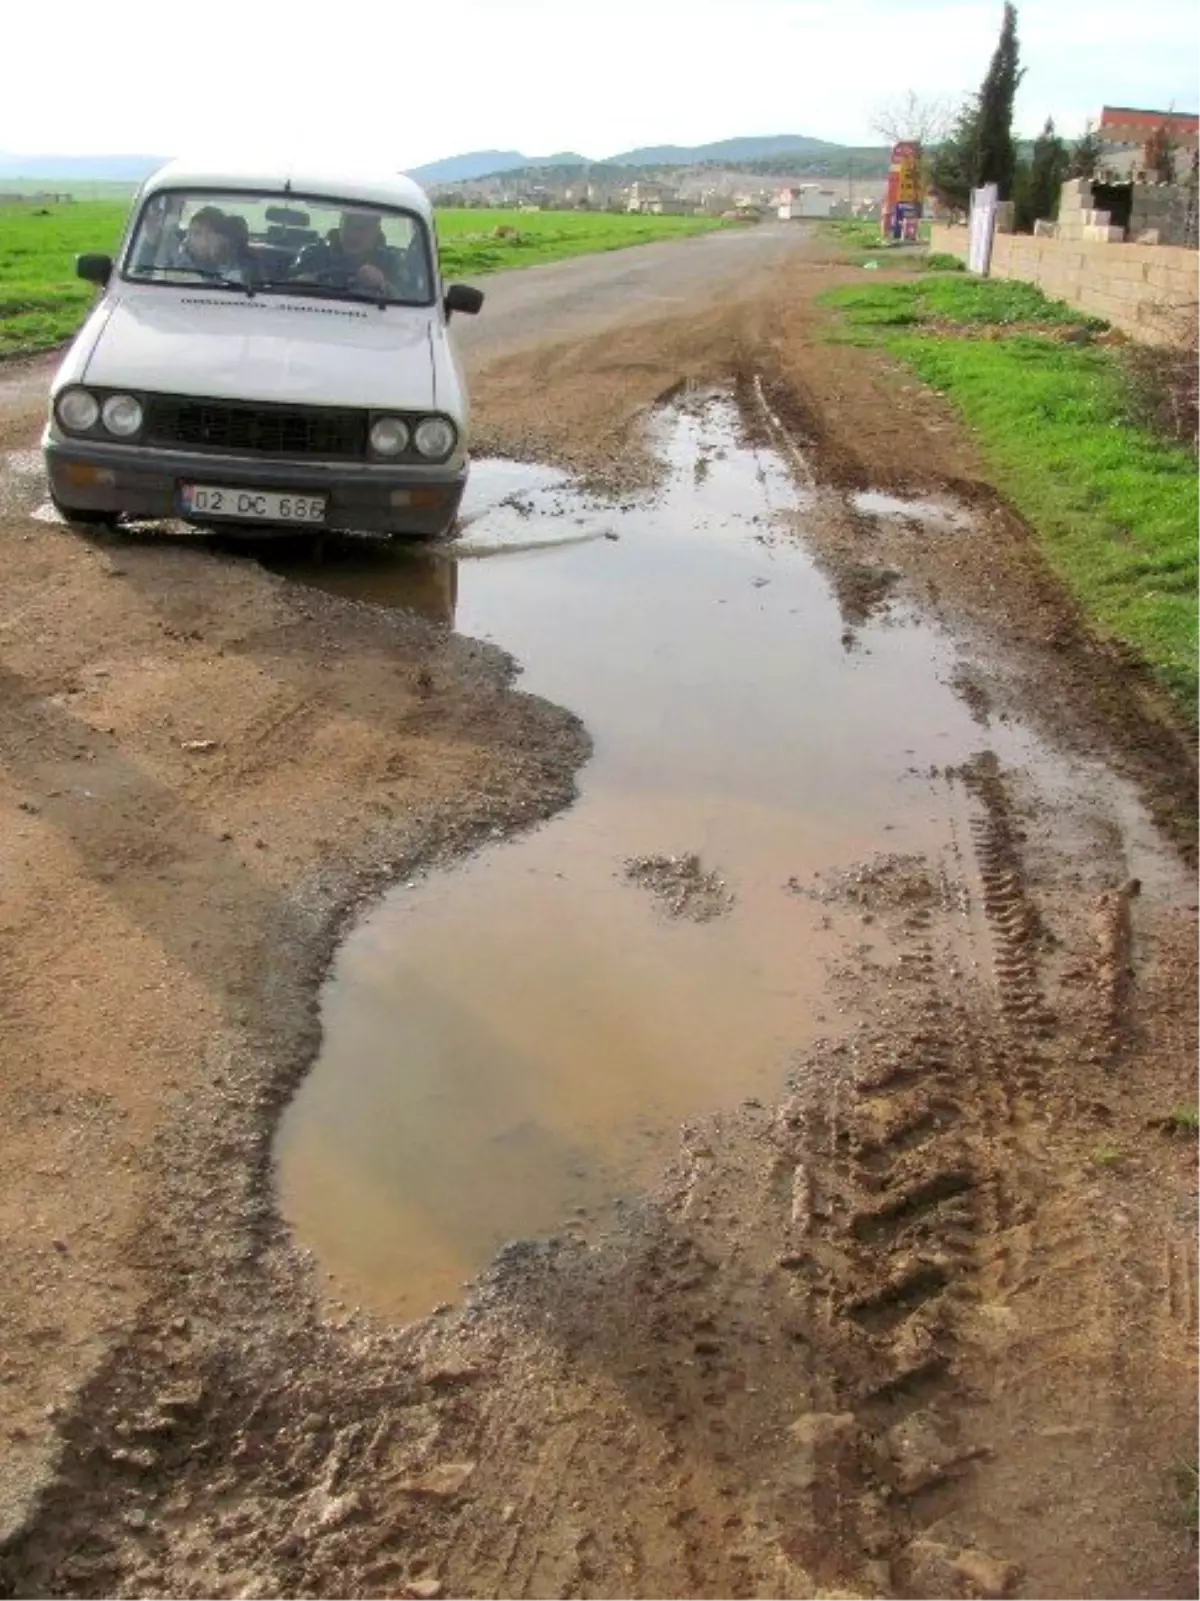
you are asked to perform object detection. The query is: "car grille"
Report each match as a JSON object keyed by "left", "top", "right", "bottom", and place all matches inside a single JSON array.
[{"left": 142, "top": 396, "right": 367, "bottom": 460}]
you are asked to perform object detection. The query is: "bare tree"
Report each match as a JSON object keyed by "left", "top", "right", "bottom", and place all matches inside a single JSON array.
[
  {"left": 869, "top": 90, "right": 956, "bottom": 148},
  {"left": 1144, "top": 122, "right": 1179, "bottom": 184}
]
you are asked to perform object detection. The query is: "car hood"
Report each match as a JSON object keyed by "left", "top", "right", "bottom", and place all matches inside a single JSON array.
[{"left": 81, "top": 289, "right": 441, "bottom": 410}]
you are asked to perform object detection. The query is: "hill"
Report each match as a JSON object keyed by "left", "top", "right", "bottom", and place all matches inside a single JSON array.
[
  {"left": 407, "top": 149, "right": 589, "bottom": 184},
  {"left": 407, "top": 134, "right": 842, "bottom": 185},
  {"left": 426, "top": 146, "right": 895, "bottom": 194},
  {"left": 608, "top": 134, "right": 839, "bottom": 165}
]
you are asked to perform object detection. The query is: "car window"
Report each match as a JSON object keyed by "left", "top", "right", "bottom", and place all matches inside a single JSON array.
[{"left": 124, "top": 188, "right": 433, "bottom": 305}]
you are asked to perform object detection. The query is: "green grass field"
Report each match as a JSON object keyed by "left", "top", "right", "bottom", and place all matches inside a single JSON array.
[
  {"left": 0, "top": 200, "right": 129, "bottom": 355},
  {"left": 0, "top": 179, "right": 138, "bottom": 200},
  {"left": 435, "top": 208, "right": 724, "bottom": 276},
  {"left": 822, "top": 276, "right": 1198, "bottom": 717},
  {"left": 0, "top": 200, "right": 725, "bottom": 357}
]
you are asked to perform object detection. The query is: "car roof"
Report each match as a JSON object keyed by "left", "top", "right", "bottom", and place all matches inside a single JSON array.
[{"left": 139, "top": 159, "right": 434, "bottom": 218}]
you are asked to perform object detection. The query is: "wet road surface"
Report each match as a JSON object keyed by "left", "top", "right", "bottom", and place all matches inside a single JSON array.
[{"left": 268, "top": 395, "right": 1084, "bottom": 1319}]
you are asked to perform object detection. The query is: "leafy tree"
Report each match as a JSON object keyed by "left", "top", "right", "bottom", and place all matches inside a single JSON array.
[
  {"left": 1016, "top": 116, "right": 1069, "bottom": 227},
  {"left": 1068, "top": 121, "right": 1105, "bottom": 180},
  {"left": 975, "top": 3, "right": 1024, "bottom": 196},
  {"left": 929, "top": 97, "right": 980, "bottom": 215}
]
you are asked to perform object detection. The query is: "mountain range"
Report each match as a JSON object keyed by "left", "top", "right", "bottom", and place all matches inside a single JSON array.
[
  {"left": 406, "top": 135, "right": 841, "bottom": 184},
  {"left": 0, "top": 135, "right": 845, "bottom": 186},
  {"left": 0, "top": 152, "right": 164, "bottom": 181}
]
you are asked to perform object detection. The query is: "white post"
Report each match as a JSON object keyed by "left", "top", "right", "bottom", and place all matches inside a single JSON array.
[{"left": 968, "top": 183, "right": 999, "bottom": 275}]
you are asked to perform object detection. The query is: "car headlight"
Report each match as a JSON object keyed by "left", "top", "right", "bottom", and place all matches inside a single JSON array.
[
  {"left": 101, "top": 394, "right": 143, "bottom": 437},
  {"left": 56, "top": 388, "right": 100, "bottom": 433},
  {"left": 370, "top": 416, "right": 410, "bottom": 456},
  {"left": 413, "top": 416, "right": 457, "bottom": 460}
]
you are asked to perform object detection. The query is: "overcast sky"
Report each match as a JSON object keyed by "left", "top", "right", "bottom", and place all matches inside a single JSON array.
[{"left": 3, "top": 0, "right": 1196, "bottom": 166}]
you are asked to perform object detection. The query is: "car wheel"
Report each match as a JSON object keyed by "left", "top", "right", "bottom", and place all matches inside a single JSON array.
[{"left": 49, "top": 494, "right": 116, "bottom": 529}]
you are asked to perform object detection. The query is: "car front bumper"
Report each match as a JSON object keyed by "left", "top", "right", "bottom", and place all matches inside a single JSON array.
[{"left": 44, "top": 433, "right": 466, "bottom": 537}]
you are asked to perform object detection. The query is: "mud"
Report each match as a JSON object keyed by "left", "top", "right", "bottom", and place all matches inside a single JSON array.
[
  {"left": 623, "top": 853, "right": 735, "bottom": 922},
  {"left": 0, "top": 232, "right": 1195, "bottom": 1601},
  {"left": 274, "top": 396, "right": 1070, "bottom": 1325}
]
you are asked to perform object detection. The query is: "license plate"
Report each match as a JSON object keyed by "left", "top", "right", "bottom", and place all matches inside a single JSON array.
[{"left": 180, "top": 484, "right": 327, "bottom": 524}]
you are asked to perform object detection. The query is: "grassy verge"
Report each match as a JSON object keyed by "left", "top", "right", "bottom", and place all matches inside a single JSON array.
[
  {"left": 436, "top": 208, "right": 725, "bottom": 276},
  {"left": 821, "top": 275, "right": 1198, "bottom": 715},
  {"left": 0, "top": 201, "right": 727, "bottom": 358},
  {"left": 824, "top": 218, "right": 889, "bottom": 251},
  {"left": 822, "top": 219, "right": 959, "bottom": 274}
]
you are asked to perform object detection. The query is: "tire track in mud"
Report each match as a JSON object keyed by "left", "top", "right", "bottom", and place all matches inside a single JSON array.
[
  {"left": 786, "top": 1009, "right": 990, "bottom": 1586},
  {"left": 758, "top": 751, "right": 1083, "bottom": 1595},
  {"left": 1087, "top": 875, "right": 1141, "bottom": 1064},
  {"left": 958, "top": 751, "right": 1053, "bottom": 1040},
  {"left": 812, "top": 755, "right": 1193, "bottom": 1601},
  {"left": 0, "top": 743, "right": 1191, "bottom": 1600}
]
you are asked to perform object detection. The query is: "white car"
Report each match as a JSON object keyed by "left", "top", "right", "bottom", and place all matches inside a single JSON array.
[{"left": 44, "top": 160, "right": 483, "bottom": 539}]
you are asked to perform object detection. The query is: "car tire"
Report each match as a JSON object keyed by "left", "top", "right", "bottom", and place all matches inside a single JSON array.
[{"left": 49, "top": 494, "right": 116, "bottom": 529}]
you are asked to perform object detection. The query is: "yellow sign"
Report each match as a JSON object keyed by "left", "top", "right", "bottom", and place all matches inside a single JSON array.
[{"left": 896, "top": 165, "right": 921, "bottom": 203}]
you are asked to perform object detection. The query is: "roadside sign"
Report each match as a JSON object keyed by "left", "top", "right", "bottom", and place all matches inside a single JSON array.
[{"left": 885, "top": 142, "right": 924, "bottom": 236}]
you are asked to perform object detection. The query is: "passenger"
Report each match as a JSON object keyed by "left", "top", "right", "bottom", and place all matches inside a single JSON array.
[
  {"left": 289, "top": 209, "right": 414, "bottom": 296},
  {"left": 172, "top": 207, "right": 256, "bottom": 284}
]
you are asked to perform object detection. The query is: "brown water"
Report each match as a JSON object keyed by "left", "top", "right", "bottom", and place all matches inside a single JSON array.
[
  {"left": 272, "top": 395, "right": 1024, "bottom": 1321},
  {"left": 7, "top": 406, "right": 1175, "bottom": 1323}
]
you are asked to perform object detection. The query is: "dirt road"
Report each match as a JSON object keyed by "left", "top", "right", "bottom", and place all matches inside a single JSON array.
[{"left": 0, "top": 224, "right": 1196, "bottom": 1600}]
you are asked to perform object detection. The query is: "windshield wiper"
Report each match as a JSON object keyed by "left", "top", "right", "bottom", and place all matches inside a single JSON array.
[
  {"left": 133, "top": 265, "right": 255, "bottom": 296},
  {"left": 258, "top": 278, "right": 391, "bottom": 307}
]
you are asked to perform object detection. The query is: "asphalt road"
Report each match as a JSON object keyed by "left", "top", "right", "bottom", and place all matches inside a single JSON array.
[{"left": 450, "top": 220, "right": 821, "bottom": 357}]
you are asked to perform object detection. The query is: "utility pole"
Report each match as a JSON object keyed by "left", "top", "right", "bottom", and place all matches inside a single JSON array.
[{"left": 847, "top": 153, "right": 854, "bottom": 210}]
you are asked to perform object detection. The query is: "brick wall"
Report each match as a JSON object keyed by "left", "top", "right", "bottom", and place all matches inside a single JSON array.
[{"left": 929, "top": 224, "right": 1197, "bottom": 343}]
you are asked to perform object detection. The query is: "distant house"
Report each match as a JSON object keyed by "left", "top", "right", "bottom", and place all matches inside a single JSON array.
[
  {"left": 1099, "top": 105, "right": 1198, "bottom": 145},
  {"left": 627, "top": 180, "right": 684, "bottom": 215},
  {"left": 1107, "top": 104, "right": 1196, "bottom": 180},
  {"left": 777, "top": 184, "right": 835, "bottom": 220}
]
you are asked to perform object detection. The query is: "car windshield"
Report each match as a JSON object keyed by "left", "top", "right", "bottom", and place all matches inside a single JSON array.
[{"left": 124, "top": 188, "right": 434, "bottom": 306}]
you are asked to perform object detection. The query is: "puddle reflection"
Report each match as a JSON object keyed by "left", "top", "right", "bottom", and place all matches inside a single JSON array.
[
  {"left": 256, "top": 537, "right": 459, "bottom": 628},
  {"left": 274, "top": 396, "right": 999, "bottom": 1321}
]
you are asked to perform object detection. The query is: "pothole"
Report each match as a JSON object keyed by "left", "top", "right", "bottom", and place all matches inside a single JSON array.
[{"left": 272, "top": 393, "right": 1011, "bottom": 1322}]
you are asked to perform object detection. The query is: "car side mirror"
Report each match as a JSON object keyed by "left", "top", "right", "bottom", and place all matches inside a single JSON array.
[
  {"left": 444, "top": 283, "right": 483, "bottom": 319},
  {"left": 77, "top": 254, "right": 113, "bottom": 287}
]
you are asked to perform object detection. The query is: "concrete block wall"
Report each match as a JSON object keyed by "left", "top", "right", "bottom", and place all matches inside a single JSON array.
[
  {"left": 928, "top": 223, "right": 1198, "bottom": 344},
  {"left": 1130, "top": 183, "right": 1195, "bottom": 246},
  {"left": 1052, "top": 177, "right": 1193, "bottom": 247},
  {"left": 1057, "top": 178, "right": 1118, "bottom": 244}
]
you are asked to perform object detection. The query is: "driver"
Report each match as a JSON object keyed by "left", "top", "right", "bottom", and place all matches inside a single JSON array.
[{"left": 289, "top": 209, "right": 409, "bottom": 296}]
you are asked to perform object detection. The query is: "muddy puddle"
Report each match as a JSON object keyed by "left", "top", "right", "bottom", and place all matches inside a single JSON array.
[
  {"left": 272, "top": 394, "right": 1072, "bottom": 1323},
  {"left": 852, "top": 488, "right": 976, "bottom": 531}
]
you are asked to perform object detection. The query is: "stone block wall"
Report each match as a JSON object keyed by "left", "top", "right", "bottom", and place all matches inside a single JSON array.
[{"left": 928, "top": 223, "right": 1198, "bottom": 344}]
